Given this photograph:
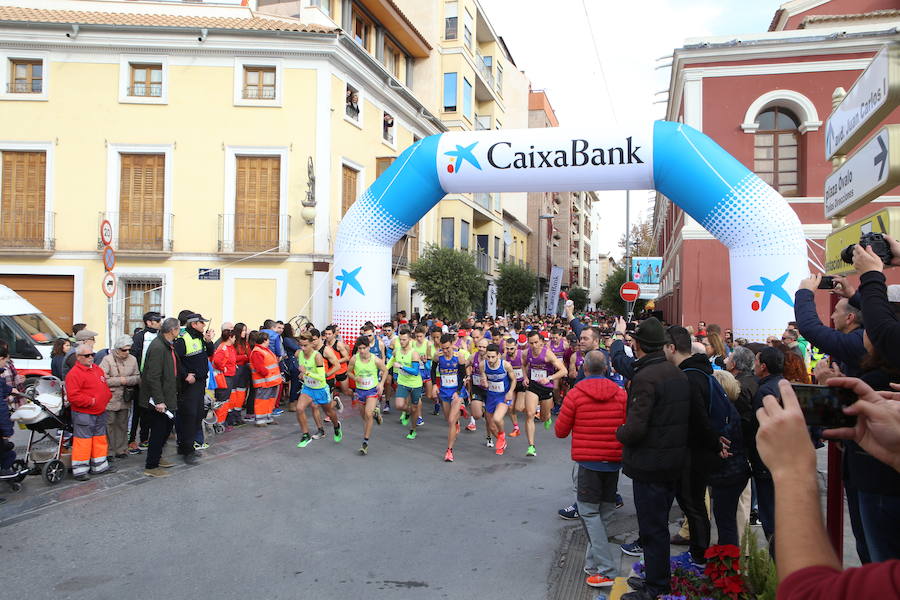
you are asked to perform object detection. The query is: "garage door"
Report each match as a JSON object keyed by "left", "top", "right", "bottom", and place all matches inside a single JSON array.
[{"left": 0, "top": 274, "right": 74, "bottom": 333}]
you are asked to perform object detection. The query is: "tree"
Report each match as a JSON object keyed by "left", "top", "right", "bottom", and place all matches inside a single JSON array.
[
  {"left": 568, "top": 286, "right": 589, "bottom": 311},
  {"left": 496, "top": 261, "right": 536, "bottom": 315},
  {"left": 598, "top": 266, "right": 645, "bottom": 316},
  {"left": 409, "top": 244, "right": 487, "bottom": 322},
  {"left": 618, "top": 216, "right": 656, "bottom": 258}
]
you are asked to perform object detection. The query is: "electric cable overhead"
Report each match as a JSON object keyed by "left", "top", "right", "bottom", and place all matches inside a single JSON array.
[{"left": 582, "top": 0, "right": 619, "bottom": 125}]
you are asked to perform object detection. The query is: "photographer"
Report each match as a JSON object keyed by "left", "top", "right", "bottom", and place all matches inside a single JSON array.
[
  {"left": 852, "top": 234, "right": 900, "bottom": 366},
  {"left": 794, "top": 274, "right": 865, "bottom": 377},
  {"left": 756, "top": 378, "right": 900, "bottom": 599}
]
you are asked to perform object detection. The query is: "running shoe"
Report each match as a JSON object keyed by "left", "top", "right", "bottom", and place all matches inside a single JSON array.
[
  {"left": 485, "top": 437, "right": 494, "bottom": 448},
  {"left": 509, "top": 425, "right": 521, "bottom": 437},
  {"left": 138, "top": 441, "right": 150, "bottom": 449},
  {"left": 585, "top": 574, "right": 614, "bottom": 588},
  {"left": 334, "top": 395, "right": 344, "bottom": 412},
  {"left": 297, "top": 433, "right": 312, "bottom": 448},
  {"left": 416, "top": 416, "right": 425, "bottom": 427},
  {"left": 333, "top": 427, "right": 343, "bottom": 443},
  {"left": 400, "top": 411, "right": 409, "bottom": 426},
  {"left": 496, "top": 432, "right": 507, "bottom": 454},
  {"left": 620, "top": 541, "right": 644, "bottom": 557},
  {"left": 311, "top": 428, "right": 326, "bottom": 440},
  {"left": 382, "top": 404, "right": 391, "bottom": 414},
  {"left": 551, "top": 405, "right": 561, "bottom": 416},
  {"left": 193, "top": 441, "right": 209, "bottom": 451},
  {"left": 127, "top": 447, "right": 143, "bottom": 456},
  {"left": 324, "top": 415, "right": 331, "bottom": 423},
  {"left": 460, "top": 404, "right": 468, "bottom": 418},
  {"left": 406, "top": 431, "right": 417, "bottom": 440},
  {"left": 544, "top": 417, "right": 553, "bottom": 430},
  {"left": 374, "top": 406, "right": 383, "bottom": 425},
  {"left": 558, "top": 504, "right": 579, "bottom": 520},
  {"left": 466, "top": 416, "right": 477, "bottom": 431},
  {"left": 272, "top": 408, "right": 285, "bottom": 416},
  {"left": 526, "top": 445, "right": 536, "bottom": 457},
  {"left": 444, "top": 448, "right": 454, "bottom": 462},
  {"left": 359, "top": 442, "right": 368, "bottom": 455},
  {"left": 432, "top": 402, "right": 440, "bottom": 416},
  {"left": 244, "top": 415, "right": 256, "bottom": 423},
  {"left": 616, "top": 493, "right": 624, "bottom": 509}
]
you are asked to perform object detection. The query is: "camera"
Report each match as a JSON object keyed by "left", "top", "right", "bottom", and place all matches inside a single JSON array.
[
  {"left": 817, "top": 275, "right": 836, "bottom": 290},
  {"left": 840, "top": 232, "right": 893, "bottom": 265},
  {"left": 790, "top": 384, "right": 857, "bottom": 429}
]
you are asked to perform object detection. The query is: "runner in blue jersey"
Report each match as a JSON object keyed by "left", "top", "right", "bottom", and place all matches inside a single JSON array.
[
  {"left": 477, "top": 343, "right": 516, "bottom": 456},
  {"left": 430, "top": 333, "right": 469, "bottom": 462}
]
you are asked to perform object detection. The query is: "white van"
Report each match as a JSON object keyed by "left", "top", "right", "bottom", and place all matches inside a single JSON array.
[{"left": 0, "top": 284, "right": 69, "bottom": 379}]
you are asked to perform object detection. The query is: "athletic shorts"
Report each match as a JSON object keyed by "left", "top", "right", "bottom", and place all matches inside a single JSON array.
[
  {"left": 395, "top": 384, "right": 423, "bottom": 405},
  {"left": 335, "top": 372, "right": 348, "bottom": 382},
  {"left": 439, "top": 388, "right": 467, "bottom": 403},
  {"left": 514, "top": 381, "right": 527, "bottom": 394},
  {"left": 302, "top": 386, "right": 330, "bottom": 405},
  {"left": 527, "top": 381, "right": 554, "bottom": 401},
  {"left": 470, "top": 387, "right": 486, "bottom": 403},
  {"left": 354, "top": 387, "right": 379, "bottom": 403},
  {"left": 485, "top": 393, "right": 511, "bottom": 414}
]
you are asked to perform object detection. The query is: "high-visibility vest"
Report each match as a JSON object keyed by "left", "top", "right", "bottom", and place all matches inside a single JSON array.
[
  {"left": 179, "top": 331, "right": 204, "bottom": 357},
  {"left": 251, "top": 345, "right": 281, "bottom": 388}
]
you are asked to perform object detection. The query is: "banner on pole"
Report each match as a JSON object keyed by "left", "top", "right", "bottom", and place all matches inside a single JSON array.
[
  {"left": 547, "top": 266, "right": 563, "bottom": 316},
  {"left": 486, "top": 282, "right": 497, "bottom": 317}
]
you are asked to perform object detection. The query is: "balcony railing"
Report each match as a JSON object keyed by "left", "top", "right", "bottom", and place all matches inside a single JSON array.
[
  {"left": 6, "top": 82, "right": 41, "bottom": 94},
  {"left": 475, "top": 51, "right": 495, "bottom": 88},
  {"left": 100, "top": 211, "right": 173, "bottom": 252},
  {"left": 218, "top": 213, "right": 290, "bottom": 254},
  {"left": 128, "top": 84, "right": 162, "bottom": 97},
  {"left": 475, "top": 114, "right": 491, "bottom": 130},
  {"left": 242, "top": 87, "right": 276, "bottom": 100},
  {"left": 0, "top": 211, "right": 54, "bottom": 250},
  {"left": 475, "top": 251, "right": 491, "bottom": 273}
]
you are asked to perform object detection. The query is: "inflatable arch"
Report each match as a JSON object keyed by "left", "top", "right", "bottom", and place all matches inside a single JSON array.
[{"left": 332, "top": 121, "right": 806, "bottom": 342}]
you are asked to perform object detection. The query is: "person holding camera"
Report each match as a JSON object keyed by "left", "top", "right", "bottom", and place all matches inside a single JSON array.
[
  {"left": 794, "top": 274, "right": 865, "bottom": 377},
  {"left": 852, "top": 234, "right": 900, "bottom": 366}
]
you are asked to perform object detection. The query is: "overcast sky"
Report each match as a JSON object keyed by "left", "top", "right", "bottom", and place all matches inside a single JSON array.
[{"left": 480, "top": 0, "right": 784, "bottom": 258}]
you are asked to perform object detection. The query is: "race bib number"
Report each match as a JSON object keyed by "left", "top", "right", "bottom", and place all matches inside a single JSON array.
[
  {"left": 530, "top": 368, "right": 547, "bottom": 381},
  {"left": 441, "top": 373, "right": 458, "bottom": 388},
  {"left": 513, "top": 367, "right": 524, "bottom": 380},
  {"left": 472, "top": 374, "right": 482, "bottom": 386},
  {"left": 487, "top": 380, "right": 505, "bottom": 393},
  {"left": 304, "top": 375, "right": 319, "bottom": 387},
  {"left": 358, "top": 376, "right": 375, "bottom": 388}
]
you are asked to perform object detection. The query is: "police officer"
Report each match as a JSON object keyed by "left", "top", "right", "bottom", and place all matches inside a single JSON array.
[{"left": 174, "top": 313, "right": 214, "bottom": 464}]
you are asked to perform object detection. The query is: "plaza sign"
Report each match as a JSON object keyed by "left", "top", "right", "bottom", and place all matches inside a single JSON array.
[
  {"left": 825, "top": 44, "right": 900, "bottom": 160},
  {"left": 824, "top": 126, "right": 900, "bottom": 218}
]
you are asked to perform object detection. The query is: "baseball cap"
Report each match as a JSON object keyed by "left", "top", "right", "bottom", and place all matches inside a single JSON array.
[
  {"left": 143, "top": 311, "right": 164, "bottom": 322},
  {"left": 74, "top": 329, "right": 98, "bottom": 342},
  {"left": 186, "top": 313, "right": 210, "bottom": 324}
]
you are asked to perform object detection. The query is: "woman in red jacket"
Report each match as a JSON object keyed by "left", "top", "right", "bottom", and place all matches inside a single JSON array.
[
  {"left": 66, "top": 344, "right": 114, "bottom": 481},
  {"left": 554, "top": 350, "right": 627, "bottom": 590},
  {"left": 250, "top": 331, "right": 281, "bottom": 426},
  {"left": 212, "top": 329, "right": 237, "bottom": 428},
  {"left": 228, "top": 323, "right": 251, "bottom": 425}
]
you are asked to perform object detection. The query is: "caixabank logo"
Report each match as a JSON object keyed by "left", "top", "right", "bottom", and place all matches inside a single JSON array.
[{"left": 444, "top": 142, "right": 482, "bottom": 174}]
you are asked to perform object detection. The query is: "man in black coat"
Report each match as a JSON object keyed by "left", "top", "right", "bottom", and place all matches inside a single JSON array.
[
  {"left": 616, "top": 317, "right": 690, "bottom": 600},
  {"left": 750, "top": 346, "right": 785, "bottom": 540}
]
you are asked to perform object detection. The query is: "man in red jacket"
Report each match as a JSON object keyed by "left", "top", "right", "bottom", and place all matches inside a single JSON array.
[
  {"left": 555, "top": 350, "right": 627, "bottom": 590},
  {"left": 66, "top": 343, "right": 114, "bottom": 481}
]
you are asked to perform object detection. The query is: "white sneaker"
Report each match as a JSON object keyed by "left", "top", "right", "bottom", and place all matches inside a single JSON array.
[{"left": 485, "top": 437, "right": 494, "bottom": 448}]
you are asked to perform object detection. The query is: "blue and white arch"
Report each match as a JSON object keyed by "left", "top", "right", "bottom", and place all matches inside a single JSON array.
[{"left": 333, "top": 121, "right": 806, "bottom": 341}]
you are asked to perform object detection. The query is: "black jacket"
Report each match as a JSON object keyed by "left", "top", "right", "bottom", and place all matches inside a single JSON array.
[
  {"left": 734, "top": 371, "right": 759, "bottom": 450},
  {"left": 173, "top": 326, "right": 214, "bottom": 383},
  {"left": 749, "top": 374, "right": 785, "bottom": 478},
  {"left": 794, "top": 289, "right": 865, "bottom": 377},
  {"left": 859, "top": 271, "right": 900, "bottom": 367},
  {"left": 131, "top": 326, "right": 159, "bottom": 371},
  {"left": 678, "top": 353, "right": 724, "bottom": 474},
  {"left": 139, "top": 335, "right": 178, "bottom": 411},
  {"left": 616, "top": 351, "right": 690, "bottom": 483}
]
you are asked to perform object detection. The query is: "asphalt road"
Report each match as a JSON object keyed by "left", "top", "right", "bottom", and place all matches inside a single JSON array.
[{"left": 2, "top": 410, "right": 589, "bottom": 600}]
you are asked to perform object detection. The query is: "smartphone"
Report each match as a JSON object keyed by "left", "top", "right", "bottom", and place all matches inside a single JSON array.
[
  {"left": 817, "top": 276, "right": 836, "bottom": 289},
  {"left": 790, "top": 384, "right": 857, "bottom": 428}
]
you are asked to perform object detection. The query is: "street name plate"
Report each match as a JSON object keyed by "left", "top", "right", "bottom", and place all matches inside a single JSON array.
[
  {"left": 824, "top": 125, "right": 900, "bottom": 218},
  {"left": 825, "top": 44, "right": 900, "bottom": 160}
]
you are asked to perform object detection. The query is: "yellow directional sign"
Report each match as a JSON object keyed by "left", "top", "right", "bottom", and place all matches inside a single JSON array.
[{"left": 825, "top": 207, "right": 900, "bottom": 275}]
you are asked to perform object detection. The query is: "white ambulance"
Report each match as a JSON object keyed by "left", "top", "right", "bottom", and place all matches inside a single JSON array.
[{"left": 0, "top": 284, "right": 69, "bottom": 379}]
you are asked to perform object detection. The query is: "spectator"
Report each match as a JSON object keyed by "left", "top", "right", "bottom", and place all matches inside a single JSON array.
[
  {"left": 63, "top": 328, "right": 97, "bottom": 378},
  {"left": 853, "top": 237, "right": 900, "bottom": 365},
  {"left": 282, "top": 323, "right": 301, "bottom": 412},
  {"left": 260, "top": 319, "right": 284, "bottom": 358},
  {"left": 173, "top": 313, "right": 214, "bottom": 464},
  {"left": 794, "top": 274, "right": 865, "bottom": 377},
  {"left": 0, "top": 345, "right": 18, "bottom": 502},
  {"left": 771, "top": 340, "right": 810, "bottom": 384},
  {"left": 781, "top": 328, "right": 806, "bottom": 363},
  {"left": 212, "top": 329, "right": 237, "bottom": 429},
  {"left": 50, "top": 337, "right": 70, "bottom": 380},
  {"left": 555, "top": 350, "right": 627, "bottom": 589},
  {"left": 66, "top": 343, "right": 114, "bottom": 481},
  {"left": 615, "top": 317, "right": 690, "bottom": 600},
  {"left": 704, "top": 332, "right": 727, "bottom": 369},
  {"left": 100, "top": 335, "right": 140, "bottom": 460},
  {"left": 127, "top": 312, "right": 162, "bottom": 454},
  {"left": 710, "top": 369, "right": 751, "bottom": 547},
  {"left": 757, "top": 377, "right": 900, "bottom": 599},
  {"left": 250, "top": 330, "right": 280, "bottom": 426},
  {"left": 749, "top": 346, "right": 785, "bottom": 541},
  {"left": 140, "top": 317, "right": 181, "bottom": 478}
]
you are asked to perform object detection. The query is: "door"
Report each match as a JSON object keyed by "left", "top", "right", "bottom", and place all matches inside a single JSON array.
[{"left": 0, "top": 274, "right": 74, "bottom": 333}]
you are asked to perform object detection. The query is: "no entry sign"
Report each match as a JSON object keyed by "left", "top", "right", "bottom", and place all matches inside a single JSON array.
[{"left": 620, "top": 281, "right": 640, "bottom": 302}]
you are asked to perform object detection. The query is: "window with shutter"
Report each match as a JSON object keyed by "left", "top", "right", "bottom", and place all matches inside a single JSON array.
[
  {"left": 342, "top": 164, "right": 359, "bottom": 217},
  {"left": 235, "top": 156, "right": 280, "bottom": 252},
  {"left": 119, "top": 154, "right": 165, "bottom": 250},
  {"left": 0, "top": 151, "right": 46, "bottom": 247},
  {"left": 123, "top": 279, "right": 163, "bottom": 337}
]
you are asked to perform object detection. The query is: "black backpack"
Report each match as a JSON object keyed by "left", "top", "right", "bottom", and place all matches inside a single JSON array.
[{"left": 683, "top": 368, "right": 740, "bottom": 436}]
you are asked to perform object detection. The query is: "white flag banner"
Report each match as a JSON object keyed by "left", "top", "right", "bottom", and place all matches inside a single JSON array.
[
  {"left": 547, "top": 266, "right": 564, "bottom": 316},
  {"left": 486, "top": 282, "right": 497, "bottom": 317}
]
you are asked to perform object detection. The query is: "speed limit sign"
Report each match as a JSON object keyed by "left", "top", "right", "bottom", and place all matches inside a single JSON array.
[
  {"left": 102, "top": 272, "right": 116, "bottom": 298},
  {"left": 100, "top": 219, "right": 113, "bottom": 247}
]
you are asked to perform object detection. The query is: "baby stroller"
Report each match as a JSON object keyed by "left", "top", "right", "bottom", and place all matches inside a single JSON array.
[{"left": 9, "top": 376, "right": 70, "bottom": 485}]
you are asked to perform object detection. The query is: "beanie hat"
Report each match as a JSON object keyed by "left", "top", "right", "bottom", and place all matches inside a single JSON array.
[{"left": 633, "top": 317, "right": 666, "bottom": 347}]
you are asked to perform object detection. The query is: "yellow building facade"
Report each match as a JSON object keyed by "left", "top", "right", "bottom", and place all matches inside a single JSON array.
[{"left": 0, "top": 0, "right": 446, "bottom": 345}]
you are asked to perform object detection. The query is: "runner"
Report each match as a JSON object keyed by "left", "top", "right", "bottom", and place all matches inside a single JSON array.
[
  {"left": 523, "top": 329, "right": 567, "bottom": 457},
  {"left": 469, "top": 338, "right": 491, "bottom": 446},
  {"left": 389, "top": 327, "right": 424, "bottom": 440},
  {"left": 477, "top": 343, "right": 516, "bottom": 456},
  {"left": 347, "top": 335, "right": 388, "bottom": 455},
  {"left": 380, "top": 322, "right": 397, "bottom": 414},
  {"left": 295, "top": 332, "right": 341, "bottom": 448},
  {"left": 429, "top": 326, "right": 444, "bottom": 416},
  {"left": 310, "top": 328, "right": 341, "bottom": 432},
  {"left": 412, "top": 325, "right": 432, "bottom": 427},
  {"left": 430, "top": 333, "right": 468, "bottom": 462},
  {"left": 323, "top": 325, "right": 351, "bottom": 402},
  {"left": 504, "top": 336, "right": 527, "bottom": 438}
]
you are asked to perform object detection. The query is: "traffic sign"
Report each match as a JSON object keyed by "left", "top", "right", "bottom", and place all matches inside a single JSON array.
[
  {"left": 102, "top": 245, "right": 115, "bottom": 272},
  {"left": 620, "top": 281, "right": 640, "bottom": 302},
  {"left": 100, "top": 219, "right": 113, "bottom": 247},
  {"left": 101, "top": 272, "right": 116, "bottom": 298},
  {"left": 825, "top": 206, "right": 900, "bottom": 274},
  {"left": 824, "top": 125, "right": 900, "bottom": 218},
  {"left": 825, "top": 44, "right": 900, "bottom": 159}
]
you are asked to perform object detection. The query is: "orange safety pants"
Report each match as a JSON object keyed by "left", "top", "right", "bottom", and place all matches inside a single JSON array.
[{"left": 71, "top": 411, "right": 109, "bottom": 476}]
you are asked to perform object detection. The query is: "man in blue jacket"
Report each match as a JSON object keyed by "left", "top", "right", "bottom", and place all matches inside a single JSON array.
[{"left": 794, "top": 274, "right": 865, "bottom": 377}]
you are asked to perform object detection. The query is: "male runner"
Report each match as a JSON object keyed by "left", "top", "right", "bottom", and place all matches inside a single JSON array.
[
  {"left": 389, "top": 327, "right": 423, "bottom": 440},
  {"left": 477, "top": 343, "right": 516, "bottom": 456},
  {"left": 429, "top": 327, "right": 444, "bottom": 416},
  {"left": 504, "top": 337, "right": 527, "bottom": 438},
  {"left": 469, "top": 338, "right": 491, "bottom": 446},
  {"left": 295, "top": 333, "right": 341, "bottom": 448},
  {"left": 323, "top": 325, "right": 351, "bottom": 402},
  {"left": 310, "top": 329, "right": 341, "bottom": 432},
  {"left": 431, "top": 333, "right": 468, "bottom": 462},
  {"left": 347, "top": 335, "right": 387, "bottom": 455},
  {"left": 523, "top": 330, "right": 567, "bottom": 457},
  {"left": 379, "top": 322, "right": 397, "bottom": 414},
  {"left": 412, "top": 325, "right": 432, "bottom": 426}
]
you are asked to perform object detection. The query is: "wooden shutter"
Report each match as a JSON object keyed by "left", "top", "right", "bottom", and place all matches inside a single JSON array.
[
  {"left": 341, "top": 164, "right": 358, "bottom": 217},
  {"left": 0, "top": 151, "right": 45, "bottom": 246},
  {"left": 235, "top": 156, "right": 280, "bottom": 252},
  {"left": 119, "top": 154, "right": 164, "bottom": 250}
]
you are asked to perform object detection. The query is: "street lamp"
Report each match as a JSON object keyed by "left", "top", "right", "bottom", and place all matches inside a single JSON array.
[{"left": 537, "top": 214, "right": 554, "bottom": 314}]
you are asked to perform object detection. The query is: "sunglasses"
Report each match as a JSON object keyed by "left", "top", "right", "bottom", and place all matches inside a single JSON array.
[{"left": 78, "top": 353, "right": 95, "bottom": 358}]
